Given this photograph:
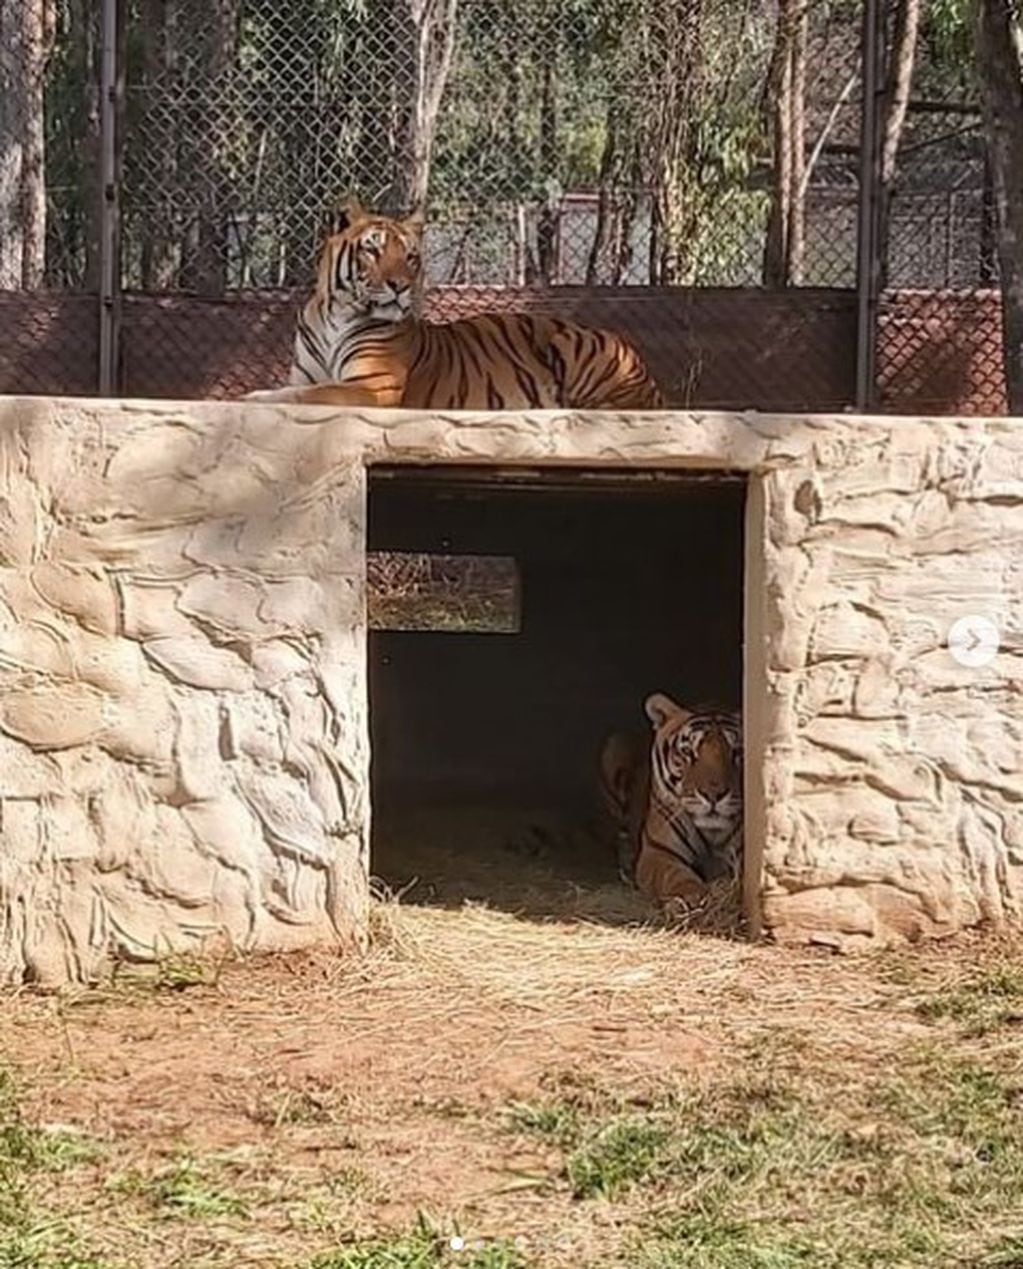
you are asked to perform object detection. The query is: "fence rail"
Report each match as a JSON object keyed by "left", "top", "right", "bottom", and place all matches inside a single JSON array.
[{"left": 0, "top": 0, "right": 1006, "bottom": 414}]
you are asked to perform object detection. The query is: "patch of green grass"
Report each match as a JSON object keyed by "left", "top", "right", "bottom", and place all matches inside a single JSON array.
[
  {"left": 914, "top": 967, "right": 1023, "bottom": 1035},
  {"left": 980, "top": 1234, "right": 1023, "bottom": 1266},
  {"left": 507, "top": 1091, "right": 673, "bottom": 1197},
  {"left": 637, "top": 1213, "right": 823, "bottom": 1269},
  {"left": 309, "top": 1217, "right": 529, "bottom": 1269},
  {"left": 108, "top": 950, "right": 223, "bottom": 995},
  {"left": 149, "top": 1157, "right": 248, "bottom": 1219},
  {"left": 510, "top": 1081, "right": 822, "bottom": 1204},
  {"left": 309, "top": 1214, "right": 440, "bottom": 1268},
  {"left": 0, "top": 1068, "right": 111, "bottom": 1269},
  {"left": 0, "top": 1069, "right": 98, "bottom": 1174},
  {"left": 567, "top": 1118, "right": 670, "bottom": 1199},
  {"left": 459, "top": 1239, "right": 529, "bottom": 1269},
  {"left": 290, "top": 1169, "right": 374, "bottom": 1234},
  {"left": 0, "top": 1230, "right": 114, "bottom": 1269},
  {"left": 873, "top": 1058, "right": 1023, "bottom": 1203},
  {"left": 631, "top": 1053, "right": 1023, "bottom": 1269},
  {"left": 154, "top": 951, "right": 219, "bottom": 992},
  {"left": 505, "top": 1099, "right": 580, "bottom": 1146},
  {"left": 108, "top": 1156, "right": 247, "bottom": 1219},
  {"left": 1, "top": 1121, "right": 98, "bottom": 1174},
  {"left": 309, "top": 1235, "right": 437, "bottom": 1268}
]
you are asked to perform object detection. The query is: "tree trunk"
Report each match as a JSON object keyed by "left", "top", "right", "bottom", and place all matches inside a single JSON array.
[
  {"left": 881, "top": 0, "right": 923, "bottom": 186},
  {"left": 0, "top": 9, "right": 26, "bottom": 286},
  {"left": 0, "top": 0, "right": 54, "bottom": 289},
  {"left": 534, "top": 58, "right": 559, "bottom": 284},
  {"left": 611, "top": 186, "right": 638, "bottom": 285},
  {"left": 762, "top": 3, "right": 791, "bottom": 286},
  {"left": 787, "top": 0, "right": 806, "bottom": 284},
  {"left": 400, "top": 0, "right": 458, "bottom": 212},
  {"left": 762, "top": 0, "right": 806, "bottom": 287},
  {"left": 877, "top": 0, "right": 923, "bottom": 290},
  {"left": 651, "top": 0, "right": 705, "bottom": 284},
  {"left": 67, "top": 0, "right": 103, "bottom": 290},
  {"left": 975, "top": 0, "right": 1023, "bottom": 411},
  {"left": 585, "top": 105, "right": 618, "bottom": 286},
  {"left": 19, "top": 0, "right": 54, "bottom": 287}
]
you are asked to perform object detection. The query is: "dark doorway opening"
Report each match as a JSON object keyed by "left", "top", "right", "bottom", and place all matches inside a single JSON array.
[{"left": 368, "top": 464, "right": 746, "bottom": 924}]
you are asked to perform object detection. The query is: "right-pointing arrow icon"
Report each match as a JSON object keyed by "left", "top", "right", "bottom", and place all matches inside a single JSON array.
[{"left": 948, "top": 615, "right": 1000, "bottom": 668}]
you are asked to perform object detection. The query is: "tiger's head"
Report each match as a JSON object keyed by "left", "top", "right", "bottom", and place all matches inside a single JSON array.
[
  {"left": 644, "top": 693, "right": 743, "bottom": 880},
  {"left": 314, "top": 197, "right": 424, "bottom": 321}
]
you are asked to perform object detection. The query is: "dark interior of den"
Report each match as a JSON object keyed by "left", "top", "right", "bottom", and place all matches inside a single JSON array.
[{"left": 368, "top": 464, "right": 746, "bottom": 925}]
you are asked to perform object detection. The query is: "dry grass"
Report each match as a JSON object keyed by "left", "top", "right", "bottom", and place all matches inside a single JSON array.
[
  {"left": 368, "top": 797, "right": 744, "bottom": 940},
  {"left": 3, "top": 894, "right": 1023, "bottom": 1268}
]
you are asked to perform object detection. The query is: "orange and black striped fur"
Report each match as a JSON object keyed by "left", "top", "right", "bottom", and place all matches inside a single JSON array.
[
  {"left": 244, "top": 199, "right": 663, "bottom": 411},
  {"left": 599, "top": 695, "right": 743, "bottom": 908}
]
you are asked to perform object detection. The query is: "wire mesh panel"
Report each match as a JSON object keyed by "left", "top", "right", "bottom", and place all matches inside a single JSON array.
[
  {"left": 877, "top": 0, "right": 1005, "bottom": 414},
  {"left": 0, "top": 0, "right": 102, "bottom": 393},
  {"left": 115, "top": 0, "right": 866, "bottom": 408},
  {"left": 0, "top": 0, "right": 1012, "bottom": 413}
]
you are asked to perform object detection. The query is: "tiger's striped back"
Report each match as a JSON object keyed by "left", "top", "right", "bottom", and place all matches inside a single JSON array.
[
  {"left": 245, "top": 199, "right": 664, "bottom": 411},
  {"left": 405, "top": 312, "right": 661, "bottom": 410},
  {"left": 599, "top": 694, "right": 743, "bottom": 908}
]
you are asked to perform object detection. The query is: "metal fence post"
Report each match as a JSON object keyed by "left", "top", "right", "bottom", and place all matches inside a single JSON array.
[
  {"left": 98, "top": 0, "right": 121, "bottom": 396},
  {"left": 855, "top": 0, "right": 884, "bottom": 412}
]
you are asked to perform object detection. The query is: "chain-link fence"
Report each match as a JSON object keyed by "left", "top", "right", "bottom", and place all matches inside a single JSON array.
[
  {"left": 0, "top": 0, "right": 1010, "bottom": 413},
  {"left": 876, "top": 0, "right": 1002, "bottom": 414}
]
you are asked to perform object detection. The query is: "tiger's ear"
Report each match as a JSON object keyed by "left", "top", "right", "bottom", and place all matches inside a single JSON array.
[
  {"left": 644, "top": 693, "right": 690, "bottom": 730},
  {"left": 333, "top": 197, "right": 366, "bottom": 234},
  {"left": 402, "top": 206, "right": 425, "bottom": 237}
]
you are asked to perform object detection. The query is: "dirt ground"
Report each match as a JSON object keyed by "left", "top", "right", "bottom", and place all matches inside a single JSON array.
[{"left": 3, "top": 893, "right": 1023, "bottom": 1268}]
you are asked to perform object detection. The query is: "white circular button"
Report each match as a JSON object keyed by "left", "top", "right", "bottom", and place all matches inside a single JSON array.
[{"left": 947, "top": 615, "right": 1000, "bottom": 667}]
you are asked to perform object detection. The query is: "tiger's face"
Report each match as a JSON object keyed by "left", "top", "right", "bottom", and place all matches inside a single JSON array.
[
  {"left": 316, "top": 198, "right": 424, "bottom": 321},
  {"left": 645, "top": 693, "right": 743, "bottom": 870}
]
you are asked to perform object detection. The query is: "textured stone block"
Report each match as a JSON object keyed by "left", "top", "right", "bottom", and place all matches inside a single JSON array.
[{"left": 0, "top": 398, "right": 370, "bottom": 985}]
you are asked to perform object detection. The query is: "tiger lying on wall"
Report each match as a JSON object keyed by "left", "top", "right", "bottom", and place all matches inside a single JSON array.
[
  {"left": 244, "top": 198, "right": 663, "bottom": 411},
  {"left": 599, "top": 694, "right": 743, "bottom": 910}
]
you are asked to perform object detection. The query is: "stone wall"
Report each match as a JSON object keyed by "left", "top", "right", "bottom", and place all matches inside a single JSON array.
[
  {"left": 751, "top": 421, "right": 1023, "bottom": 946},
  {"left": 1, "top": 397, "right": 1022, "bottom": 982},
  {"left": 0, "top": 397, "right": 369, "bottom": 986}
]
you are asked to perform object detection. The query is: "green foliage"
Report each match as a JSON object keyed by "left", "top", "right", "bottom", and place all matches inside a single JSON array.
[
  {"left": 920, "top": 0, "right": 976, "bottom": 97},
  {"left": 31, "top": 0, "right": 992, "bottom": 295}
]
